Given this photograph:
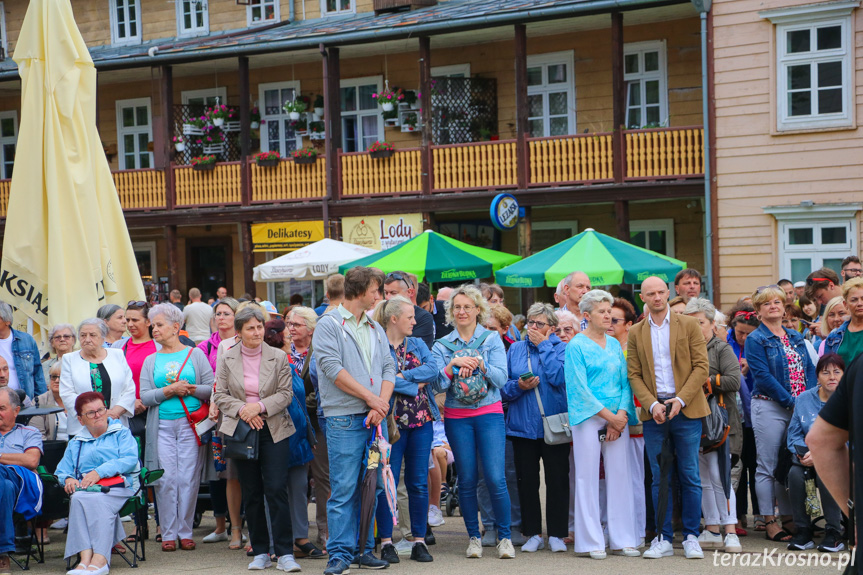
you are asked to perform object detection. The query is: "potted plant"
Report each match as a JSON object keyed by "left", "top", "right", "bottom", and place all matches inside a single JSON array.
[
  {"left": 283, "top": 99, "right": 307, "bottom": 121},
  {"left": 309, "top": 121, "right": 325, "bottom": 140},
  {"left": 373, "top": 87, "right": 403, "bottom": 112},
  {"left": 250, "top": 107, "right": 261, "bottom": 130},
  {"left": 368, "top": 140, "right": 395, "bottom": 159},
  {"left": 401, "top": 113, "right": 418, "bottom": 133},
  {"left": 313, "top": 94, "right": 324, "bottom": 117},
  {"left": 206, "top": 104, "right": 231, "bottom": 127},
  {"left": 183, "top": 115, "right": 207, "bottom": 135},
  {"left": 191, "top": 155, "right": 217, "bottom": 171},
  {"left": 254, "top": 150, "right": 281, "bottom": 167},
  {"left": 292, "top": 147, "right": 317, "bottom": 165},
  {"left": 402, "top": 90, "right": 418, "bottom": 110},
  {"left": 172, "top": 136, "right": 185, "bottom": 152},
  {"left": 291, "top": 118, "right": 308, "bottom": 136}
]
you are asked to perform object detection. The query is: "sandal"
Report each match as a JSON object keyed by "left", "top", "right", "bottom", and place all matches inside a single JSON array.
[
  {"left": 161, "top": 541, "right": 176, "bottom": 552},
  {"left": 764, "top": 519, "right": 792, "bottom": 542},
  {"left": 155, "top": 534, "right": 163, "bottom": 543},
  {"left": 736, "top": 527, "right": 748, "bottom": 537},
  {"left": 294, "top": 541, "right": 326, "bottom": 559},
  {"left": 180, "top": 539, "right": 196, "bottom": 551},
  {"left": 754, "top": 517, "right": 767, "bottom": 532}
]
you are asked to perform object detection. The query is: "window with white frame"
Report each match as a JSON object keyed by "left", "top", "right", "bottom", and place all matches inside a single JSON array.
[
  {"left": 761, "top": 2, "right": 856, "bottom": 131},
  {"left": 341, "top": 77, "right": 383, "bottom": 153},
  {"left": 765, "top": 204, "right": 860, "bottom": 281},
  {"left": 0, "top": 111, "right": 16, "bottom": 179},
  {"left": 111, "top": 0, "right": 142, "bottom": 45},
  {"left": 526, "top": 51, "right": 576, "bottom": 138},
  {"left": 116, "top": 98, "right": 152, "bottom": 170},
  {"left": 630, "top": 218, "right": 675, "bottom": 257},
  {"left": 247, "top": 0, "right": 278, "bottom": 25},
  {"left": 322, "top": 0, "right": 354, "bottom": 15},
  {"left": 624, "top": 41, "right": 668, "bottom": 129},
  {"left": 0, "top": 4, "right": 7, "bottom": 59},
  {"left": 177, "top": 0, "right": 208, "bottom": 36},
  {"left": 259, "top": 82, "right": 302, "bottom": 157}
]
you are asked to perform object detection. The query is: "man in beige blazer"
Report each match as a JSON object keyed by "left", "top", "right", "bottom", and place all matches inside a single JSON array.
[{"left": 627, "top": 276, "right": 709, "bottom": 560}]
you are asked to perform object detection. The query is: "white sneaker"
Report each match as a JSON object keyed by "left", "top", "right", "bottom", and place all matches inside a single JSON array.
[
  {"left": 466, "top": 537, "right": 483, "bottom": 558},
  {"left": 248, "top": 554, "right": 273, "bottom": 570},
  {"left": 497, "top": 538, "right": 515, "bottom": 559},
  {"left": 590, "top": 550, "right": 607, "bottom": 560},
  {"left": 203, "top": 531, "right": 230, "bottom": 543},
  {"left": 276, "top": 555, "right": 301, "bottom": 572},
  {"left": 697, "top": 530, "right": 723, "bottom": 549},
  {"left": 120, "top": 515, "right": 132, "bottom": 523},
  {"left": 520, "top": 535, "right": 544, "bottom": 553},
  {"left": 548, "top": 537, "right": 567, "bottom": 553},
  {"left": 393, "top": 538, "right": 413, "bottom": 555},
  {"left": 613, "top": 547, "right": 641, "bottom": 557},
  {"left": 51, "top": 518, "right": 69, "bottom": 530},
  {"left": 723, "top": 533, "right": 742, "bottom": 553},
  {"left": 642, "top": 537, "right": 674, "bottom": 559},
  {"left": 683, "top": 534, "right": 704, "bottom": 559},
  {"left": 66, "top": 565, "right": 89, "bottom": 575},
  {"left": 428, "top": 505, "right": 445, "bottom": 527}
]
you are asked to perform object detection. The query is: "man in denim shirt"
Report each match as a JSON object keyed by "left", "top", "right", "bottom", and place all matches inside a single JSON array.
[{"left": 0, "top": 303, "right": 45, "bottom": 401}]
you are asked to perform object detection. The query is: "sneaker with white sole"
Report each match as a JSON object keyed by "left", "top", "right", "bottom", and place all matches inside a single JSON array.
[
  {"left": 248, "top": 554, "right": 273, "bottom": 570},
  {"left": 612, "top": 547, "right": 641, "bottom": 557},
  {"left": 50, "top": 518, "right": 68, "bottom": 530},
  {"left": 393, "top": 539, "right": 413, "bottom": 556},
  {"left": 520, "top": 535, "right": 544, "bottom": 553},
  {"left": 697, "top": 530, "right": 724, "bottom": 549},
  {"left": 589, "top": 550, "right": 607, "bottom": 560},
  {"left": 466, "top": 537, "right": 483, "bottom": 558},
  {"left": 642, "top": 537, "right": 674, "bottom": 559},
  {"left": 276, "top": 555, "right": 301, "bottom": 572},
  {"left": 428, "top": 505, "right": 445, "bottom": 527},
  {"left": 497, "top": 538, "right": 515, "bottom": 559},
  {"left": 723, "top": 533, "right": 742, "bottom": 553},
  {"left": 548, "top": 537, "right": 567, "bottom": 553},
  {"left": 683, "top": 535, "right": 704, "bottom": 559},
  {"left": 203, "top": 531, "right": 230, "bottom": 543}
]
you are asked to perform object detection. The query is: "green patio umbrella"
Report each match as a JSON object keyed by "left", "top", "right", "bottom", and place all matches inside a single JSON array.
[
  {"left": 495, "top": 228, "right": 686, "bottom": 288},
  {"left": 338, "top": 230, "right": 521, "bottom": 283}
]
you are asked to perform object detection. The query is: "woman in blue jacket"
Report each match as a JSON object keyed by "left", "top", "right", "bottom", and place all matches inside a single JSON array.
[
  {"left": 374, "top": 296, "right": 439, "bottom": 564},
  {"left": 501, "top": 303, "right": 567, "bottom": 553},
  {"left": 744, "top": 285, "right": 816, "bottom": 543}
]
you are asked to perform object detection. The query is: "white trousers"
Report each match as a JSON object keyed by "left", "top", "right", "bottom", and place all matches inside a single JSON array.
[
  {"left": 571, "top": 415, "right": 637, "bottom": 552},
  {"left": 699, "top": 450, "right": 738, "bottom": 526},
  {"left": 156, "top": 417, "right": 204, "bottom": 541},
  {"left": 568, "top": 446, "right": 575, "bottom": 533},
  {"left": 628, "top": 436, "right": 646, "bottom": 538}
]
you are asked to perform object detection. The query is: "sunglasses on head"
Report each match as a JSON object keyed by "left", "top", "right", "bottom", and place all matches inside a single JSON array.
[
  {"left": 755, "top": 285, "right": 780, "bottom": 294},
  {"left": 127, "top": 300, "right": 148, "bottom": 309},
  {"left": 806, "top": 277, "right": 831, "bottom": 286},
  {"left": 386, "top": 272, "right": 411, "bottom": 288}
]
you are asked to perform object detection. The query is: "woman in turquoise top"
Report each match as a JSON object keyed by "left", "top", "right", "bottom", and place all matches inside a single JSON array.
[
  {"left": 565, "top": 289, "right": 639, "bottom": 560},
  {"left": 140, "top": 304, "right": 214, "bottom": 552}
]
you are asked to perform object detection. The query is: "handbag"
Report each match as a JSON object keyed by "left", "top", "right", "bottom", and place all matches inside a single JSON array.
[
  {"left": 224, "top": 418, "right": 259, "bottom": 460},
  {"left": 435, "top": 331, "right": 492, "bottom": 405},
  {"left": 528, "top": 349, "right": 571, "bottom": 445},
  {"left": 701, "top": 376, "right": 730, "bottom": 451}
]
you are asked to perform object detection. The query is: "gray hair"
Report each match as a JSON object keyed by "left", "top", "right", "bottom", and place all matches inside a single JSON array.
[
  {"left": 374, "top": 296, "right": 413, "bottom": 329},
  {"left": 148, "top": 303, "right": 184, "bottom": 326},
  {"left": 78, "top": 318, "right": 109, "bottom": 339},
  {"left": 526, "top": 303, "right": 558, "bottom": 327},
  {"left": 555, "top": 279, "right": 565, "bottom": 297},
  {"left": 49, "top": 362, "right": 62, "bottom": 375},
  {"left": 214, "top": 297, "right": 240, "bottom": 315},
  {"left": 289, "top": 306, "right": 318, "bottom": 331},
  {"left": 684, "top": 297, "right": 716, "bottom": 322},
  {"left": 578, "top": 289, "right": 614, "bottom": 315},
  {"left": 555, "top": 309, "right": 579, "bottom": 328},
  {"left": 235, "top": 307, "right": 265, "bottom": 331},
  {"left": 49, "top": 323, "right": 76, "bottom": 341},
  {"left": 444, "top": 284, "right": 490, "bottom": 326},
  {"left": 96, "top": 304, "right": 123, "bottom": 322},
  {"left": 0, "top": 386, "right": 20, "bottom": 409},
  {"left": 0, "top": 302, "right": 12, "bottom": 324}
]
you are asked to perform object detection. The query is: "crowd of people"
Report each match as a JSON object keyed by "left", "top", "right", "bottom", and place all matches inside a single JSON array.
[{"left": 0, "top": 254, "right": 862, "bottom": 575}]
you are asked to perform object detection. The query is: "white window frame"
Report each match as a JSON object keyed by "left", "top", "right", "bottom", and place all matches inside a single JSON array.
[
  {"left": 761, "top": 1, "right": 858, "bottom": 132},
  {"left": 630, "top": 218, "right": 676, "bottom": 257},
  {"left": 132, "top": 241, "right": 158, "bottom": 283},
  {"left": 176, "top": 0, "right": 209, "bottom": 37},
  {"left": 623, "top": 40, "right": 669, "bottom": 129},
  {"left": 247, "top": 0, "right": 278, "bottom": 26},
  {"left": 258, "top": 81, "right": 303, "bottom": 156},
  {"left": 110, "top": 0, "right": 142, "bottom": 46},
  {"left": 116, "top": 98, "right": 153, "bottom": 171},
  {"left": 765, "top": 203, "right": 861, "bottom": 281},
  {"left": 431, "top": 64, "right": 471, "bottom": 78},
  {"left": 182, "top": 87, "right": 227, "bottom": 107},
  {"left": 340, "top": 75, "right": 384, "bottom": 153},
  {"left": 321, "top": 0, "right": 355, "bottom": 16},
  {"left": 0, "top": 110, "right": 16, "bottom": 180},
  {"left": 525, "top": 50, "right": 576, "bottom": 138},
  {"left": 0, "top": 3, "right": 8, "bottom": 59}
]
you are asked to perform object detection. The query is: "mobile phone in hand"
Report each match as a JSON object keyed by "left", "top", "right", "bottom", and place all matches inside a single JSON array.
[
  {"left": 519, "top": 372, "right": 535, "bottom": 381},
  {"left": 598, "top": 428, "right": 607, "bottom": 442}
]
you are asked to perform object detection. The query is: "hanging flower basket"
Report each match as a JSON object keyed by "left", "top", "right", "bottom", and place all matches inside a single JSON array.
[
  {"left": 175, "top": 142, "right": 186, "bottom": 152},
  {"left": 381, "top": 102, "right": 394, "bottom": 112},
  {"left": 183, "top": 124, "right": 204, "bottom": 136},
  {"left": 212, "top": 118, "right": 225, "bottom": 127},
  {"left": 314, "top": 107, "right": 324, "bottom": 117},
  {"left": 222, "top": 121, "right": 241, "bottom": 132},
  {"left": 250, "top": 121, "right": 261, "bottom": 130}
]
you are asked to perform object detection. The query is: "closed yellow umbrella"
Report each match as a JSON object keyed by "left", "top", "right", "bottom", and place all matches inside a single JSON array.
[{"left": 0, "top": 0, "right": 144, "bottom": 330}]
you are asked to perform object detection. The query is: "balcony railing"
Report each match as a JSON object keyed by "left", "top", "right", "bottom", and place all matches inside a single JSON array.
[
  {"left": 174, "top": 162, "right": 242, "bottom": 206},
  {"left": 0, "top": 179, "right": 8, "bottom": 218},
  {"left": 251, "top": 158, "right": 326, "bottom": 203},
  {"left": 528, "top": 133, "right": 614, "bottom": 186},
  {"left": 624, "top": 126, "right": 704, "bottom": 180},
  {"left": 340, "top": 149, "right": 423, "bottom": 197},
  {"left": 432, "top": 140, "right": 517, "bottom": 192},
  {"left": 113, "top": 169, "right": 166, "bottom": 210}
]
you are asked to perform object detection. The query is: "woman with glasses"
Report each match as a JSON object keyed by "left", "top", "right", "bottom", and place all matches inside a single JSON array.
[
  {"left": 96, "top": 304, "right": 129, "bottom": 348},
  {"left": 286, "top": 307, "right": 316, "bottom": 371},
  {"left": 33, "top": 363, "right": 68, "bottom": 441},
  {"left": 59, "top": 319, "right": 136, "bottom": 439},
  {"left": 41, "top": 323, "right": 76, "bottom": 388},
  {"left": 432, "top": 284, "right": 513, "bottom": 559},
  {"left": 500, "top": 303, "right": 568, "bottom": 553},
  {"left": 553, "top": 310, "right": 579, "bottom": 343},
  {"left": 744, "top": 285, "right": 816, "bottom": 543}
]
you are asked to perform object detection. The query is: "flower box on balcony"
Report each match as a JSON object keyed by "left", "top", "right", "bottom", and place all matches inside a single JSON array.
[
  {"left": 294, "top": 155, "right": 316, "bottom": 165},
  {"left": 222, "top": 121, "right": 242, "bottom": 132},
  {"left": 257, "top": 159, "right": 280, "bottom": 167},
  {"left": 193, "top": 162, "right": 216, "bottom": 171},
  {"left": 310, "top": 132, "right": 326, "bottom": 140},
  {"left": 183, "top": 124, "right": 204, "bottom": 136},
  {"left": 369, "top": 150, "right": 393, "bottom": 159},
  {"left": 203, "top": 143, "right": 225, "bottom": 154}
]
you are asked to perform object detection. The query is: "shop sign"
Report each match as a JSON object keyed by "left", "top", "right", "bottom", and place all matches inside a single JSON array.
[
  {"left": 342, "top": 213, "right": 423, "bottom": 251},
  {"left": 251, "top": 221, "right": 325, "bottom": 252},
  {"left": 490, "top": 193, "right": 519, "bottom": 231}
]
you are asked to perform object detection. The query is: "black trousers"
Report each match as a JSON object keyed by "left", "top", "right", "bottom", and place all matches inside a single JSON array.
[
  {"left": 736, "top": 427, "right": 759, "bottom": 519},
  {"left": 235, "top": 425, "right": 294, "bottom": 556},
  {"left": 509, "top": 436, "right": 570, "bottom": 538}
]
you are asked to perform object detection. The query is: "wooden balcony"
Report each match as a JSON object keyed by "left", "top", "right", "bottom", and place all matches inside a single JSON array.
[
  {"left": 174, "top": 162, "right": 242, "bottom": 206},
  {"left": 0, "top": 179, "right": 8, "bottom": 218},
  {"left": 340, "top": 149, "right": 423, "bottom": 197},
  {"left": 528, "top": 133, "right": 614, "bottom": 186},
  {"left": 432, "top": 141, "right": 518, "bottom": 192},
  {"left": 113, "top": 169, "right": 167, "bottom": 210},
  {"left": 250, "top": 158, "right": 326, "bottom": 203},
  {"left": 624, "top": 126, "right": 704, "bottom": 180}
]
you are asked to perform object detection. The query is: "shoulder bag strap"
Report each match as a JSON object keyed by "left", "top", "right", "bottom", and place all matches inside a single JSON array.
[
  {"left": 528, "top": 348, "right": 547, "bottom": 417},
  {"left": 175, "top": 348, "right": 196, "bottom": 416}
]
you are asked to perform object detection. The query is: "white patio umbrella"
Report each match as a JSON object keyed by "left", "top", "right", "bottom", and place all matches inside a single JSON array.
[{"left": 253, "top": 238, "right": 379, "bottom": 282}]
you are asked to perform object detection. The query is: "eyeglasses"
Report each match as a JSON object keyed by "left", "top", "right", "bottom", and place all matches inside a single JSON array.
[
  {"left": 453, "top": 305, "right": 476, "bottom": 313},
  {"left": 82, "top": 407, "right": 106, "bottom": 420},
  {"left": 555, "top": 326, "right": 575, "bottom": 335},
  {"left": 755, "top": 284, "right": 780, "bottom": 293},
  {"left": 51, "top": 334, "right": 73, "bottom": 340},
  {"left": 49, "top": 375, "right": 60, "bottom": 380},
  {"left": 287, "top": 322, "right": 307, "bottom": 329},
  {"left": 386, "top": 272, "right": 411, "bottom": 290},
  {"left": 610, "top": 318, "right": 626, "bottom": 325},
  {"left": 214, "top": 312, "right": 234, "bottom": 317},
  {"left": 526, "top": 320, "right": 547, "bottom": 329},
  {"left": 844, "top": 268, "right": 863, "bottom": 275}
]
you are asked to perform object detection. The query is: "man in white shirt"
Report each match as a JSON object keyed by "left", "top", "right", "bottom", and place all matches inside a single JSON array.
[
  {"left": 626, "top": 277, "right": 710, "bottom": 560},
  {"left": 183, "top": 287, "right": 214, "bottom": 344}
]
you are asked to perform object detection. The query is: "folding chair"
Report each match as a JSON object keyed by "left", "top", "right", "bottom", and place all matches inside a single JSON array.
[
  {"left": 114, "top": 467, "right": 164, "bottom": 568},
  {"left": 10, "top": 468, "right": 69, "bottom": 570}
]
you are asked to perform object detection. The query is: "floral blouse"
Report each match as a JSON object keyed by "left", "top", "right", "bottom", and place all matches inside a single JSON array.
[
  {"left": 393, "top": 342, "right": 432, "bottom": 429},
  {"left": 781, "top": 335, "right": 806, "bottom": 398}
]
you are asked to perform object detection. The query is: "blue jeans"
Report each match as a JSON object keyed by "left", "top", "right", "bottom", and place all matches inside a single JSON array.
[
  {"left": 478, "top": 438, "right": 521, "bottom": 532},
  {"left": 0, "top": 465, "right": 23, "bottom": 554},
  {"left": 377, "top": 422, "right": 433, "bottom": 540},
  {"left": 445, "top": 413, "right": 511, "bottom": 540},
  {"left": 326, "top": 414, "right": 381, "bottom": 564},
  {"left": 643, "top": 414, "right": 702, "bottom": 540}
]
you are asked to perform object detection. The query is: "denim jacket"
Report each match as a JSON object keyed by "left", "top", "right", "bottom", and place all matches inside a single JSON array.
[
  {"left": 500, "top": 335, "right": 566, "bottom": 439},
  {"left": 822, "top": 319, "right": 850, "bottom": 356},
  {"left": 744, "top": 323, "right": 815, "bottom": 409},
  {"left": 8, "top": 328, "right": 45, "bottom": 399},
  {"left": 786, "top": 386, "right": 824, "bottom": 462},
  {"left": 388, "top": 336, "right": 441, "bottom": 422},
  {"left": 727, "top": 331, "right": 753, "bottom": 427},
  {"left": 432, "top": 324, "right": 507, "bottom": 410}
]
